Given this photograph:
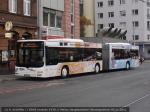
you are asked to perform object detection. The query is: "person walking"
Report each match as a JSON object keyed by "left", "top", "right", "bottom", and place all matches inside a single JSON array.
[{"left": 139, "top": 56, "right": 144, "bottom": 64}]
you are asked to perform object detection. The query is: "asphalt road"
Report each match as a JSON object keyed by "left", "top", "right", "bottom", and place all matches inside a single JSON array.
[{"left": 0, "top": 62, "right": 150, "bottom": 112}]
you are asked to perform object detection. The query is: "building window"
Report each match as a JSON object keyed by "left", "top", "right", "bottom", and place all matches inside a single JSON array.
[
  {"left": 56, "top": 11, "right": 63, "bottom": 28},
  {"left": 147, "top": 9, "right": 150, "bottom": 19},
  {"left": 43, "top": 8, "right": 63, "bottom": 29},
  {"left": 120, "top": 0, "right": 125, "bottom": 4},
  {"left": 120, "top": 10, "right": 126, "bottom": 16},
  {"left": 71, "top": 26, "right": 74, "bottom": 35},
  {"left": 120, "top": 22, "right": 126, "bottom": 28},
  {"left": 43, "top": 8, "right": 49, "bottom": 26},
  {"left": 135, "top": 35, "right": 139, "bottom": 40},
  {"left": 133, "top": 21, "right": 139, "bottom": 27},
  {"left": 24, "top": 0, "right": 31, "bottom": 16},
  {"left": 148, "top": 49, "right": 150, "bottom": 54},
  {"left": 71, "top": 14, "right": 74, "bottom": 23},
  {"left": 108, "top": 12, "right": 114, "bottom": 18},
  {"left": 133, "top": 35, "right": 139, "bottom": 40},
  {"left": 80, "top": 0, "right": 83, "bottom": 16},
  {"left": 109, "top": 23, "right": 114, "bottom": 28},
  {"left": 132, "top": 9, "right": 138, "bottom": 15},
  {"left": 98, "top": 24, "right": 104, "bottom": 29},
  {"left": 147, "top": 0, "right": 150, "bottom": 6},
  {"left": 70, "top": 0, "right": 74, "bottom": 24},
  {"left": 9, "top": 0, "right": 17, "bottom": 13},
  {"left": 50, "top": 10, "right": 56, "bottom": 27},
  {"left": 98, "top": 2, "right": 103, "bottom": 7},
  {"left": 147, "top": 35, "right": 150, "bottom": 40},
  {"left": 108, "top": 0, "right": 114, "bottom": 6},
  {"left": 147, "top": 21, "right": 150, "bottom": 30},
  {"left": 98, "top": 13, "right": 103, "bottom": 18},
  {"left": 132, "top": 0, "right": 138, "bottom": 3}
]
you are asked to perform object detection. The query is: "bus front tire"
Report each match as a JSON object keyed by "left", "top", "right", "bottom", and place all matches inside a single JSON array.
[
  {"left": 61, "top": 67, "right": 69, "bottom": 78},
  {"left": 95, "top": 64, "right": 100, "bottom": 73}
]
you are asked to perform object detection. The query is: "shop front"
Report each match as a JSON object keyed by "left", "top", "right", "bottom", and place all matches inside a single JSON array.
[{"left": 0, "top": 21, "right": 37, "bottom": 74}]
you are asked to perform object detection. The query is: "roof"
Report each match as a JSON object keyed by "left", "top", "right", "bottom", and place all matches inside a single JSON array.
[{"left": 81, "top": 37, "right": 128, "bottom": 43}]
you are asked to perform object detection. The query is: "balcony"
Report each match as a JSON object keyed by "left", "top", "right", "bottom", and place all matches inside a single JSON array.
[
  {"left": 147, "top": 2, "right": 150, "bottom": 7},
  {"left": 147, "top": 14, "right": 150, "bottom": 19}
]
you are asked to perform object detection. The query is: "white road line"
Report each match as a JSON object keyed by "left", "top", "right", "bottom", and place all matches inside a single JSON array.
[{"left": 123, "top": 93, "right": 150, "bottom": 107}]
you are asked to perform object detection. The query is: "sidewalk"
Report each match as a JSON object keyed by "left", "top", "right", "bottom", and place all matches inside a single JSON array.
[
  {"left": 0, "top": 74, "right": 16, "bottom": 82},
  {"left": 144, "top": 60, "right": 150, "bottom": 63},
  {"left": 0, "top": 67, "right": 16, "bottom": 82}
]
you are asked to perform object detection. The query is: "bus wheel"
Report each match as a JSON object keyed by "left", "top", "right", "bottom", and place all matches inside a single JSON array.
[
  {"left": 126, "top": 62, "right": 130, "bottom": 70},
  {"left": 61, "top": 67, "right": 69, "bottom": 78},
  {"left": 95, "top": 64, "right": 100, "bottom": 73}
]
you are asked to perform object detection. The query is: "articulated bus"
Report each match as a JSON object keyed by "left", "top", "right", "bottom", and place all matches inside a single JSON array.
[
  {"left": 15, "top": 39, "right": 102, "bottom": 78},
  {"left": 102, "top": 43, "right": 139, "bottom": 71}
]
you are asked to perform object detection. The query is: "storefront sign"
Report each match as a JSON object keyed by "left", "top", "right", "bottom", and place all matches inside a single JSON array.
[
  {"left": 2, "top": 50, "right": 8, "bottom": 62},
  {"left": 5, "top": 32, "right": 12, "bottom": 39},
  {"left": 5, "top": 21, "right": 13, "bottom": 31}
]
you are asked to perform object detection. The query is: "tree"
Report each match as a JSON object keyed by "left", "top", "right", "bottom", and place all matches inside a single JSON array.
[{"left": 80, "top": 16, "right": 92, "bottom": 37}]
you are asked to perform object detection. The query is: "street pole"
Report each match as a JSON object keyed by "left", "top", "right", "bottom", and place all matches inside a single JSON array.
[
  {"left": 132, "top": 22, "right": 135, "bottom": 46},
  {"left": 97, "top": 29, "right": 104, "bottom": 45}
]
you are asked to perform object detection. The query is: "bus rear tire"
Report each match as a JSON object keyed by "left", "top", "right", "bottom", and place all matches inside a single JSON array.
[
  {"left": 61, "top": 66, "right": 69, "bottom": 78},
  {"left": 95, "top": 64, "right": 100, "bottom": 73},
  {"left": 126, "top": 62, "right": 130, "bottom": 70}
]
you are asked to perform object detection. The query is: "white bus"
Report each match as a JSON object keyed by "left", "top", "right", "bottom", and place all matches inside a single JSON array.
[
  {"left": 15, "top": 39, "right": 102, "bottom": 78},
  {"left": 102, "top": 43, "right": 139, "bottom": 71}
]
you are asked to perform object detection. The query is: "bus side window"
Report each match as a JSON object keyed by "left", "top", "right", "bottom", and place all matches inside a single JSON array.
[
  {"left": 96, "top": 51, "right": 102, "bottom": 60},
  {"left": 46, "top": 47, "right": 58, "bottom": 65},
  {"left": 111, "top": 52, "right": 115, "bottom": 60}
]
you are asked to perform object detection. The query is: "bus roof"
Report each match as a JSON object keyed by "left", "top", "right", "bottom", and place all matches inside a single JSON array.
[
  {"left": 17, "top": 39, "right": 84, "bottom": 43},
  {"left": 46, "top": 38, "right": 84, "bottom": 43},
  {"left": 105, "top": 43, "right": 131, "bottom": 46},
  {"left": 105, "top": 43, "right": 132, "bottom": 49},
  {"left": 17, "top": 39, "right": 44, "bottom": 42},
  {"left": 45, "top": 39, "right": 101, "bottom": 48},
  {"left": 17, "top": 39, "right": 102, "bottom": 48}
]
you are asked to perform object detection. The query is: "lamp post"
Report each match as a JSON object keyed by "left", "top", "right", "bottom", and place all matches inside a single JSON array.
[
  {"left": 97, "top": 29, "right": 104, "bottom": 45},
  {"left": 132, "top": 21, "right": 135, "bottom": 46}
]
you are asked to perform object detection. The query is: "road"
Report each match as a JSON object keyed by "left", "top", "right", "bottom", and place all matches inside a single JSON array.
[{"left": 0, "top": 62, "right": 150, "bottom": 112}]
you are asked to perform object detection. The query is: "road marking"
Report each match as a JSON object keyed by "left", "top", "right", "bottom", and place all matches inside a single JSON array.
[
  {"left": 123, "top": 93, "right": 150, "bottom": 107},
  {"left": 46, "top": 82, "right": 64, "bottom": 87}
]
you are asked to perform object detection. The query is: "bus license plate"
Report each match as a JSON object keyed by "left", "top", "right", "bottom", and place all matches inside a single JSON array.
[{"left": 24, "top": 74, "right": 30, "bottom": 77}]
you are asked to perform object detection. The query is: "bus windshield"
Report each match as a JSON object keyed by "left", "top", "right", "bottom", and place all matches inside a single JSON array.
[{"left": 16, "top": 41, "right": 44, "bottom": 67}]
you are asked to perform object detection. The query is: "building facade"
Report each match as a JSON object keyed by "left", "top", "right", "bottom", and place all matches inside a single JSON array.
[
  {"left": 39, "top": 0, "right": 80, "bottom": 39},
  {"left": 39, "top": 0, "right": 64, "bottom": 39},
  {"left": 95, "top": 0, "right": 150, "bottom": 59},
  {"left": 0, "top": 0, "right": 37, "bottom": 74},
  {"left": 80, "top": 0, "right": 95, "bottom": 37},
  {"left": 0, "top": 0, "right": 80, "bottom": 74},
  {"left": 64, "top": 0, "right": 80, "bottom": 39}
]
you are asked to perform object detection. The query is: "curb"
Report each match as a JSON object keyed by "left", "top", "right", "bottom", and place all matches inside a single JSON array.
[
  {"left": 0, "top": 76, "right": 16, "bottom": 83},
  {"left": 144, "top": 61, "right": 150, "bottom": 63}
]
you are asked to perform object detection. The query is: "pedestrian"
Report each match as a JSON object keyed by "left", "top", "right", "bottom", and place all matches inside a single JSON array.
[{"left": 139, "top": 56, "right": 144, "bottom": 64}]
